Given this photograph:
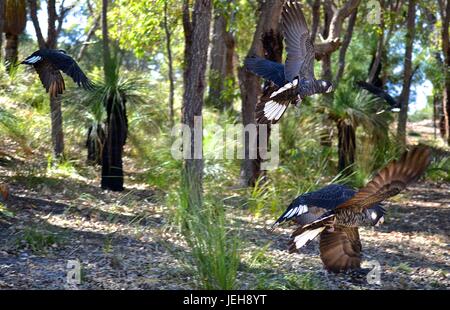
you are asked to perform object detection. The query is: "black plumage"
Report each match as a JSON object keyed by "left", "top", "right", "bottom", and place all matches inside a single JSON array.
[
  {"left": 245, "top": 1, "right": 333, "bottom": 124},
  {"left": 274, "top": 146, "right": 431, "bottom": 273},
  {"left": 21, "top": 49, "right": 94, "bottom": 97},
  {"left": 272, "top": 184, "right": 385, "bottom": 228},
  {"left": 356, "top": 81, "right": 400, "bottom": 113}
]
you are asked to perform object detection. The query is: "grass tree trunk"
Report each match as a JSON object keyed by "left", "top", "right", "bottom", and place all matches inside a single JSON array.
[
  {"left": 337, "top": 120, "right": 356, "bottom": 174},
  {"left": 4, "top": 0, "right": 27, "bottom": 71},
  {"left": 238, "top": 0, "right": 284, "bottom": 187},
  {"left": 4, "top": 33, "right": 19, "bottom": 69},
  {"left": 181, "top": 0, "right": 212, "bottom": 207},
  {"left": 99, "top": 0, "right": 127, "bottom": 191},
  {"left": 397, "top": 0, "right": 416, "bottom": 149},
  {"left": 86, "top": 124, "right": 105, "bottom": 165},
  {"left": 101, "top": 96, "right": 127, "bottom": 191}
]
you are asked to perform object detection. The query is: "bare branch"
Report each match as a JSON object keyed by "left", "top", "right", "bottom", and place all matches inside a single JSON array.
[
  {"left": 335, "top": 8, "right": 358, "bottom": 84},
  {"left": 76, "top": 15, "right": 100, "bottom": 61}
]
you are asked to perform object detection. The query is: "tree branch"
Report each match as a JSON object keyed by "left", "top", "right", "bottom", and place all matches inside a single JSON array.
[
  {"left": 56, "top": 4, "right": 75, "bottom": 38},
  {"left": 76, "top": 15, "right": 100, "bottom": 61},
  {"left": 335, "top": 8, "right": 358, "bottom": 85},
  {"left": 28, "top": 0, "right": 47, "bottom": 48},
  {"left": 327, "top": 0, "right": 360, "bottom": 46},
  {"left": 310, "top": 0, "right": 321, "bottom": 41}
]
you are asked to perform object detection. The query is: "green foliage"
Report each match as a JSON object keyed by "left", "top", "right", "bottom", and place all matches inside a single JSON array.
[
  {"left": 254, "top": 272, "right": 325, "bottom": 290},
  {"left": 15, "top": 227, "right": 61, "bottom": 254},
  {"left": 396, "top": 262, "right": 413, "bottom": 274},
  {"left": 0, "top": 203, "right": 15, "bottom": 219},
  {"left": 409, "top": 102, "right": 434, "bottom": 122},
  {"left": 426, "top": 156, "right": 450, "bottom": 182},
  {"left": 174, "top": 187, "right": 241, "bottom": 290}
]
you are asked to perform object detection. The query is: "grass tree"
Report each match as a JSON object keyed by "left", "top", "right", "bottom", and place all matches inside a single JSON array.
[
  {"left": 3, "top": 0, "right": 26, "bottom": 71},
  {"left": 79, "top": 52, "right": 146, "bottom": 191},
  {"left": 322, "top": 85, "right": 390, "bottom": 175}
]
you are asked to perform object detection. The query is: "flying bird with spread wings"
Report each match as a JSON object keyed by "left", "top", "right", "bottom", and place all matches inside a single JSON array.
[
  {"left": 245, "top": 1, "right": 333, "bottom": 124},
  {"left": 356, "top": 81, "right": 400, "bottom": 114},
  {"left": 272, "top": 146, "right": 431, "bottom": 272},
  {"left": 20, "top": 49, "right": 94, "bottom": 97}
]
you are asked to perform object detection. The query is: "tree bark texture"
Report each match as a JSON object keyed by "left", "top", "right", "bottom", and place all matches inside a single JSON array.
[
  {"left": 396, "top": 0, "right": 416, "bottom": 149},
  {"left": 238, "top": 0, "right": 284, "bottom": 187},
  {"left": 182, "top": 0, "right": 212, "bottom": 207}
]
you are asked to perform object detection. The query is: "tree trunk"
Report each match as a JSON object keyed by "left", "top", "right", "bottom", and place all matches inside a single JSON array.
[
  {"left": 86, "top": 123, "right": 105, "bottom": 165},
  {"left": 319, "top": 3, "right": 334, "bottom": 148},
  {"left": 396, "top": 0, "right": 416, "bottom": 149},
  {"left": 182, "top": 0, "right": 212, "bottom": 207},
  {"left": 337, "top": 120, "right": 356, "bottom": 174},
  {"left": 208, "top": 12, "right": 236, "bottom": 110},
  {"left": 4, "top": 33, "right": 18, "bottom": 70},
  {"left": 163, "top": 0, "right": 175, "bottom": 126},
  {"left": 49, "top": 96, "right": 64, "bottom": 158},
  {"left": 367, "top": 1, "right": 385, "bottom": 85},
  {"left": 29, "top": 0, "right": 64, "bottom": 158},
  {"left": 238, "top": 0, "right": 284, "bottom": 187},
  {"left": 46, "top": 0, "right": 58, "bottom": 49},
  {"left": 439, "top": 0, "right": 450, "bottom": 144},
  {"left": 335, "top": 8, "right": 358, "bottom": 86},
  {"left": 0, "top": 1, "right": 4, "bottom": 61}
]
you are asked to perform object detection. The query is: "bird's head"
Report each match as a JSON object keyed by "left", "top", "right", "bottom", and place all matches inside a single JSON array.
[
  {"left": 318, "top": 80, "right": 333, "bottom": 93},
  {"left": 364, "top": 205, "right": 385, "bottom": 226}
]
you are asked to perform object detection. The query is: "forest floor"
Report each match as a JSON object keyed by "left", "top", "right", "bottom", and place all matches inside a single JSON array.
[{"left": 0, "top": 119, "right": 448, "bottom": 290}]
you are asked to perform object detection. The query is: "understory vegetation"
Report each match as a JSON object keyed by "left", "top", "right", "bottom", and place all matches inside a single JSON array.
[{"left": 0, "top": 0, "right": 449, "bottom": 290}]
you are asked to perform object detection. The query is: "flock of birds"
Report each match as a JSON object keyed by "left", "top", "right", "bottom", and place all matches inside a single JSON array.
[
  {"left": 245, "top": 1, "right": 431, "bottom": 273},
  {"left": 5, "top": 0, "right": 432, "bottom": 275}
]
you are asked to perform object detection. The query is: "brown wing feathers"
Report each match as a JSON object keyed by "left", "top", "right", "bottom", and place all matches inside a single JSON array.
[
  {"left": 35, "top": 60, "right": 66, "bottom": 97},
  {"left": 286, "top": 146, "right": 431, "bottom": 273},
  {"left": 336, "top": 146, "right": 431, "bottom": 211},
  {"left": 319, "top": 227, "right": 362, "bottom": 272}
]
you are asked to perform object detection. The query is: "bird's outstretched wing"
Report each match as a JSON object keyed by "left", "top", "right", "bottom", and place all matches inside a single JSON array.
[
  {"left": 244, "top": 56, "right": 286, "bottom": 88},
  {"left": 255, "top": 95, "right": 290, "bottom": 124},
  {"left": 356, "top": 81, "right": 399, "bottom": 111},
  {"left": 49, "top": 52, "right": 94, "bottom": 90},
  {"left": 336, "top": 146, "right": 431, "bottom": 212},
  {"left": 34, "top": 59, "right": 66, "bottom": 97},
  {"left": 282, "top": 1, "right": 315, "bottom": 82},
  {"left": 319, "top": 226, "right": 362, "bottom": 272}
]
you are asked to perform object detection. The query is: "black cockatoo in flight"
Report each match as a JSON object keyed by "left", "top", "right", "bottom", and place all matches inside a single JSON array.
[
  {"left": 273, "top": 146, "right": 431, "bottom": 273},
  {"left": 356, "top": 81, "right": 401, "bottom": 114},
  {"left": 21, "top": 49, "right": 94, "bottom": 97},
  {"left": 245, "top": 1, "right": 333, "bottom": 124}
]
